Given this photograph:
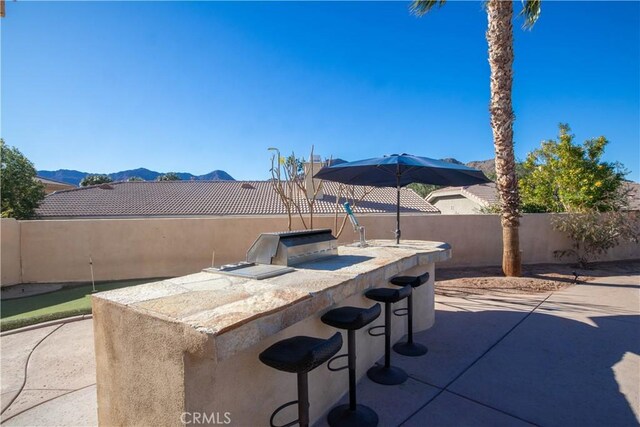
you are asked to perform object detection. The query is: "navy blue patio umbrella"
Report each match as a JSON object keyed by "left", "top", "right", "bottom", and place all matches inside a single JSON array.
[{"left": 314, "top": 153, "right": 491, "bottom": 244}]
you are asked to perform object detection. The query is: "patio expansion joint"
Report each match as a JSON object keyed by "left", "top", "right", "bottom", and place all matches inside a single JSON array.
[
  {"left": 0, "top": 383, "right": 96, "bottom": 423},
  {"left": 0, "top": 323, "right": 65, "bottom": 417},
  {"left": 399, "top": 292, "right": 556, "bottom": 427}
]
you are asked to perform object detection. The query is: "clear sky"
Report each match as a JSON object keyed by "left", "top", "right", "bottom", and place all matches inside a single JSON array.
[{"left": 2, "top": 1, "right": 639, "bottom": 181}]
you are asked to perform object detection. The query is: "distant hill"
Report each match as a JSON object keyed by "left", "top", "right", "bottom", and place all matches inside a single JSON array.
[
  {"left": 441, "top": 157, "right": 465, "bottom": 165},
  {"left": 431, "top": 157, "right": 495, "bottom": 177},
  {"left": 37, "top": 168, "right": 235, "bottom": 186},
  {"left": 465, "top": 159, "right": 495, "bottom": 177}
]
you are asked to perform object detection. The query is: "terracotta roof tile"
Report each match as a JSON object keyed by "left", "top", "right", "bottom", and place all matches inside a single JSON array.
[
  {"left": 428, "top": 182, "right": 640, "bottom": 211},
  {"left": 427, "top": 183, "right": 499, "bottom": 207},
  {"left": 36, "top": 180, "right": 438, "bottom": 218}
]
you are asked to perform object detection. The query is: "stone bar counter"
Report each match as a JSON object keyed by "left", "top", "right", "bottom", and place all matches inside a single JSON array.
[{"left": 92, "top": 240, "right": 451, "bottom": 426}]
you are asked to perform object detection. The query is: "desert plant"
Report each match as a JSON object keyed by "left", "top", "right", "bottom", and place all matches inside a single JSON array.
[
  {"left": 552, "top": 210, "right": 639, "bottom": 268},
  {"left": 269, "top": 147, "right": 322, "bottom": 230}
]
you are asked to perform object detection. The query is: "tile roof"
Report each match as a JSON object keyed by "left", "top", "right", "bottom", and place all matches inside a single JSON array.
[
  {"left": 427, "top": 181, "right": 640, "bottom": 211},
  {"left": 36, "top": 180, "right": 439, "bottom": 218},
  {"left": 426, "top": 183, "right": 499, "bottom": 207},
  {"left": 35, "top": 176, "right": 77, "bottom": 187}
]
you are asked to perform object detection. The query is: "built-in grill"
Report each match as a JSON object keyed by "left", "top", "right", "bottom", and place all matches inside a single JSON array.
[{"left": 205, "top": 229, "right": 338, "bottom": 280}]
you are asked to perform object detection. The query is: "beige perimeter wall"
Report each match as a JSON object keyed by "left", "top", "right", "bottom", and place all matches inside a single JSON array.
[
  {"left": 2, "top": 213, "right": 638, "bottom": 286},
  {"left": 1, "top": 219, "right": 22, "bottom": 285}
]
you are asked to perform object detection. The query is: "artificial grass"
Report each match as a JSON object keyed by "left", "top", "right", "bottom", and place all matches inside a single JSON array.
[{"left": 0, "top": 279, "right": 154, "bottom": 331}]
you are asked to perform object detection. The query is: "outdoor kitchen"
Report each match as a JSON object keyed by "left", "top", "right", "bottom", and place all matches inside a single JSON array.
[{"left": 91, "top": 230, "right": 452, "bottom": 426}]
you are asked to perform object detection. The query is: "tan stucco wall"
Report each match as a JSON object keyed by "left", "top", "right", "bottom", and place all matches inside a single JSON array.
[
  {"left": 5, "top": 213, "right": 639, "bottom": 284},
  {"left": 431, "top": 195, "right": 484, "bottom": 214},
  {"left": 93, "top": 298, "right": 215, "bottom": 426},
  {"left": 1, "top": 218, "right": 22, "bottom": 286},
  {"left": 93, "top": 257, "right": 434, "bottom": 426}
]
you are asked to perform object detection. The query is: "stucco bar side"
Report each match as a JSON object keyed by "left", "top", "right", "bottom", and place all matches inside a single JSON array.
[{"left": 92, "top": 240, "right": 451, "bottom": 426}]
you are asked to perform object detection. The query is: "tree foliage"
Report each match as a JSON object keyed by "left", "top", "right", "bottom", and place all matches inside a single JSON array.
[
  {"left": 157, "top": 172, "right": 181, "bottom": 181},
  {"left": 1, "top": 139, "right": 46, "bottom": 219},
  {"left": 407, "top": 183, "right": 441, "bottom": 199},
  {"left": 127, "top": 176, "right": 144, "bottom": 182},
  {"left": 552, "top": 211, "right": 639, "bottom": 268},
  {"left": 519, "top": 124, "right": 627, "bottom": 213},
  {"left": 80, "top": 174, "right": 113, "bottom": 187}
]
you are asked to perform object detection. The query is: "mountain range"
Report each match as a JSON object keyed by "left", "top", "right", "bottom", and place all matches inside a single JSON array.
[
  {"left": 37, "top": 168, "right": 234, "bottom": 186},
  {"left": 37, "top": 158, "right": 496, "bottom": 187}
]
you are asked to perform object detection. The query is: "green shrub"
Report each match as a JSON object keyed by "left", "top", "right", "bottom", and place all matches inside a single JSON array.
[{"left": 552, "top": 210, "right": 639, "bottom": 268}]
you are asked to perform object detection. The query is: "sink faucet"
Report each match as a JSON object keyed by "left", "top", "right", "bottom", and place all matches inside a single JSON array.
[{"left": 344, "top": 202, "right": 367, "bottom": 247}]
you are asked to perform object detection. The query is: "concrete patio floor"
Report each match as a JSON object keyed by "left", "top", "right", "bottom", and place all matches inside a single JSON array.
[{"left": 1, "top": 269, "right": 638, "bottom": 426}]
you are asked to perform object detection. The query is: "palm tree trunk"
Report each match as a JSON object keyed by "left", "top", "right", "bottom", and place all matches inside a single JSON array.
[{"left": 486, "top": 0, "right": 521, "bottom": 277}]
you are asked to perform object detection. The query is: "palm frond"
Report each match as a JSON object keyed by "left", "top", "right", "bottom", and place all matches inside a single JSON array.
[
  {"left": 410, "top": 0, "right": 446, "bottom": 17},
  {"left": 520, "top": 0, "right": 541, "bottom": 29}
]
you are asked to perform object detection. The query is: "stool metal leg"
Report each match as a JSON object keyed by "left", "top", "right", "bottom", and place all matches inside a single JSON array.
[
  {"left": 348, "top": 330, "right": 356, "bottom": 411},
  {"left": 407, "top": 294, "right": 414, "bottom": 344},
  {"left": 367, "top": 302, "right": 408, "bottom": 385},
  {"left": 298, "top": 372, "right": 309, "bottom": 427},
  {"left": 328, "top": 330, "right": 378, "bottom": 427},
  {"left": 384, "top": 302, "right": 391, "bottom": 368},
  {"left": 393, "top": 294, "right": 428, "bottom": 357}
]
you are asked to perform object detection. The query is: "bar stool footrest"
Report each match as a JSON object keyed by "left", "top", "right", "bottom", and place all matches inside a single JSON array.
[
  {"left": 269, "top": 400, "right": 299, "bottom": 427},
  {"left": 393, "top": 308, "right": 409, "bottom": 317},
  {"left": 327, "top": 354, "right": 349, "bottom": 372},
  {"left": 367, "top": 325, "right": 385, "bottom": 337}
]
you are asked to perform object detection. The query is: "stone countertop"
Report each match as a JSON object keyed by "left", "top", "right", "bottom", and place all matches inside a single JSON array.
[{"left": 93, "top": 240, "right": 451, "bottom": 359}]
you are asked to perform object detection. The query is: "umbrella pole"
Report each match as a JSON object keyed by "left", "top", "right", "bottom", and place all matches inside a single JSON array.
[{"left": 396, "top": 173, "right": 401, "bottom": 244}]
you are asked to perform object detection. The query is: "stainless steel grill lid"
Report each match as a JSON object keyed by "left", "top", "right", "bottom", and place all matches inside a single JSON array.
[
  {"left": 206, "top": 229, "right": 338, "bottom": 280},
  {"left": 247, "top": 229, "right": 338, "bottom": 266}
]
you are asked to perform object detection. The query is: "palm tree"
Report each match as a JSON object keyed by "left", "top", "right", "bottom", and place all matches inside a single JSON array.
[{"left": 411, "top": 0, "right": 540, "bottom": 277}]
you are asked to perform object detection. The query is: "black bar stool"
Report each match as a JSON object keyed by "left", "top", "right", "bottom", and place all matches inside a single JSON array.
[
  {"left": 259, "top": 332, "right": 343, "bottom": 427},
  {"left": 364, "top": 286, "right": 412, "bottom": 385},
  {"left": 321, "top": 304, "right": 382, "bottom": 427},
  {"left": 389, "top": 271, "right": 430, "bottom": 357}
]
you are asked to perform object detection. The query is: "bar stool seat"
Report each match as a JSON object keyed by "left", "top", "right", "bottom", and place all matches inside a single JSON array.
[
  {"left": 260, "top": 334, "right": 342, "bottom": 373},
  {"left": 321, "top": 304, "right": 381, "bottom": 427},
  {"left": 364, "top": 286, "right": 411, "bottom": 304},
  {"left": 260, "top": 333, "right": 343, "bottom": 427},
  {"left": 364, "top": 286, "right": 411, "bottom": 385},
  {"left": 389, "top": 272, "right": 430, "bottom": 357},
  {"left": 321, "top": 305, "right": 381, "bottom": 331},
  {"left": 389, "top": 271, "right": 429, "bottom": 288}
]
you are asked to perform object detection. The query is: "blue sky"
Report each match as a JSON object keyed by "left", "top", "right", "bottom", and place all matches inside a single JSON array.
[{"left": 2, "top": 1, "right": 639, "bottom": 181}]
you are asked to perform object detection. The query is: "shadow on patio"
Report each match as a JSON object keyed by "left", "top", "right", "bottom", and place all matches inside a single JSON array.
[{"left": 318, "top": 308, "right": 640, "bottom": 426}]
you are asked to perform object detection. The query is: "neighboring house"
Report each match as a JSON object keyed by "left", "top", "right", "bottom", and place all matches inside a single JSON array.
[
  {"left": 35, "top": 176, "right": 76, "bottom": 194},
  {"left": 35, "top": 180, "right": 438, "bottom": 219},
  {"left": 623, "top": 182, "right": 640, "bottom": 211},
  {"left": 426, "top": 183, "right": 498, "bottom": 214},
  {"left": 427, "top": 181, "right": 640, "bottom": 214}
]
